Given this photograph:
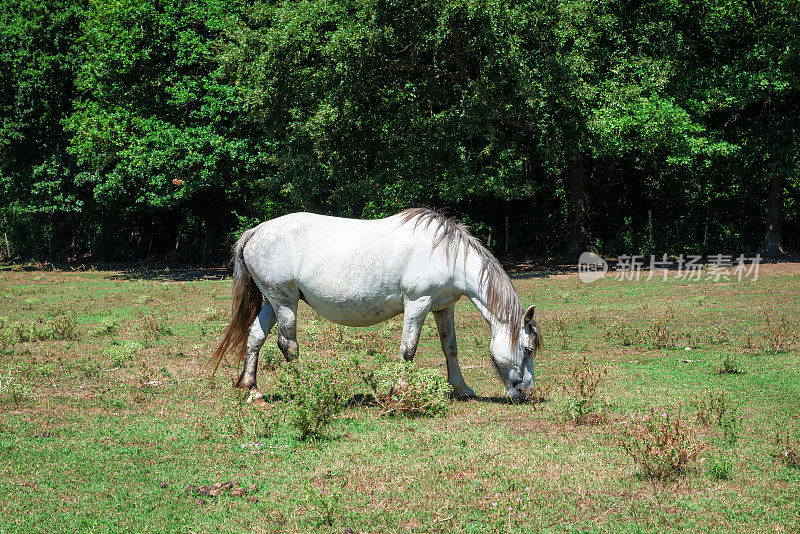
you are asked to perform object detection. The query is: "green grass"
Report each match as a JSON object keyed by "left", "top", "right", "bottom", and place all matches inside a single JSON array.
[{"left": 0, "top": 267, "right": 799, "bottom": 532}]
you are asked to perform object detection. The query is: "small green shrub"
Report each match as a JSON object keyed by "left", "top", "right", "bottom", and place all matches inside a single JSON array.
[
  {"left": 619, "top": 407, "right": 704, "bottom": 482},
  {"left": 93, "top": 316, "right": 120, "bottom": 336},
  {"left": 51, "top": 314, "right": 79, "bottom": 341},
  {"left": 308, "top": 484, "right": 343, "bottom": 528},
  {"left": 368, "top": 361, "right": 452, "bottom": 418},
  {"left": 275, "top": 357, "right": 348, "bottom": 440},
  {"left": 103, "top": 340, "right": 142, "bottom": 368}
]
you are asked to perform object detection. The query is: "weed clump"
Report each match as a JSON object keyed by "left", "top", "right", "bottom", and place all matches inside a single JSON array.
[
  {"left": 772, "top": 426, "right": 800, "bottom": 468},
  {"left": 551, "top": 313, "right": 569, "bottom": 349},
  {"left": 0, "top": 368, "right": 34, "bottom": 406},
  {"left": 524, "top": 384, "right": 552, "bottom": 405},
  {"left": 602, "top": 319, "right": 640, "bottom": 347},
  {"left": 707, "top": 455, "right": 732, "bottom": 480},
  {"left": 221, "top": 387, "right": 277, "bottom": 440},
  {"left": 136, "top": 308, "right": 173, "bottom": 342},
  {"left": 718, "top": 354, "right": 743, "bottom": 375},
  {"left": 620, "top": 407, "right": 704, "bottom": 482},
  {"left": 201, "top": 307, "right": 222, "bottom": 322},
  {"left": 696, "top": 389, "right": 741, "bottom": 445},
  {"left": 646, "top": 315, "right": 677, "bottom": 349},
  {"left": 50, "top": 314, "right": 79, "bottom": 341},
  {"left": 561, "top": 356, "right": 607, "bottom": 425},
  {"left": 0, "top": 325, "right": 12, "bottom": 355},
  {"left": 10, "top": 313, "right": 79, "bottom": 342},
  {"left": 765, "top": 314, "right": 792, "bottom": 353},
  {"left": 12, "top": 321, "right": 46, "bottom": 342},
  {"left": 78, "top": 356, "right": 103, "bottom": 379},
  {"left": 276, "top": 357, "right": 348, "bottom": 440},
  {"left": 366, "top": 361, "right": 451, "bottom": 417}
]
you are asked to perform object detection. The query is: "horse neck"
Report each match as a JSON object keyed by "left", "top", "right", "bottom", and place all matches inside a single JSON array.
[
  {"left": 457, "top": 251, "right": 520, "bottom": 341},
  {"left": 468, "top": 296, "right": 512, "bottom": 342}
]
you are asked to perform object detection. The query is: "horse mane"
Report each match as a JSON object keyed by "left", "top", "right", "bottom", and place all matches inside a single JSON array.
[{"left": 399, "top": 208, "right": 525, "bottom": 344}]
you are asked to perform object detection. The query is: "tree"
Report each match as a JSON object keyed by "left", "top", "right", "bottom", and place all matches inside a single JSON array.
[
  {"left": 66, "top": 0, "right": 278, "bottom": 261},
  {"left": 0, "top": 0, "right": 88, "bottom": 258},
  {"left": 221, "top": 0, "right": 723, "bottom": 259}
]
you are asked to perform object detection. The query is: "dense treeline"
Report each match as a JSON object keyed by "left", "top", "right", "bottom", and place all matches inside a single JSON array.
[{"left": 1, "top": 0, "right": 798, "bottom": 263}]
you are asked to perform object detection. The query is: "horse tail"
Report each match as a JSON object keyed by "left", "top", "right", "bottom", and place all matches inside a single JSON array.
[{"left": 209, "top": 227, "right": 263, "bottom": 375}]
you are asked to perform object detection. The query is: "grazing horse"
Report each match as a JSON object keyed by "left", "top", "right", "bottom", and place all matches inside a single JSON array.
[{"left": 211, "top": 208, "right": 541, "bottom": 401}]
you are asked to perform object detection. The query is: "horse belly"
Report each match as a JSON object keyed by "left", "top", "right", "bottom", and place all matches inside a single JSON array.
[{"left": 300, "top": 289, "right": 404, "bottom": 327}]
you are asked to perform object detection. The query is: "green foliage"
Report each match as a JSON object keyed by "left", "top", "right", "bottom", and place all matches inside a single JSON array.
[
  {"left": 0, "top": 0, "right": 89, "bottom": 258},
  {"left": 369, "top": 361, "right": 452, "bottom": 418},
  {"left": 275, "top": 357, "right": 348, "bottom": 440},
  {"left": 0, "top": 0, "right": 798, "bottom": 259}
]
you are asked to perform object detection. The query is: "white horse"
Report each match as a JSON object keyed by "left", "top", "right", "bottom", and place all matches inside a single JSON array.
[{"left": 212, "top": 208, "right": 541, "bottom": 401}]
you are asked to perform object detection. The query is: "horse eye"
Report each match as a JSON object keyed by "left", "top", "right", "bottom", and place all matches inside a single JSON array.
[{"left": 524, "top": 347, "right": 533, "bottom": 355}]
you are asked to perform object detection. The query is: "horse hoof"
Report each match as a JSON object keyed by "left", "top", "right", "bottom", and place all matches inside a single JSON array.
[
  {"left": 235, "top": 376, "right": 256, "bottom": 389},
  {"left": 246, "top": 389, "right": 264, "bottom": 405},
  {"left": 453, "top": 388, "right": 477, "bottom": 401}
]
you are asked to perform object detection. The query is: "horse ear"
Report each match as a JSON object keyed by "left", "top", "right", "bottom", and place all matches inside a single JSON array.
[{"left": 523, "top": 305, "right": 536, "bottom": 325}]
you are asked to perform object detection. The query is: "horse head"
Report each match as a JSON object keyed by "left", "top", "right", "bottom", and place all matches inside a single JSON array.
[{"left": 490, "top": 305, "right": 541, "bottom": 401}]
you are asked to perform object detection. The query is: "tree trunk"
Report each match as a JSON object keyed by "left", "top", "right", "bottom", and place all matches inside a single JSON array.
[
  {"left": 563, "top": 153, "right": 591, "bottom": 262},
  {"left": 758, "top": 173, "right": 785, "bottom": 257}
]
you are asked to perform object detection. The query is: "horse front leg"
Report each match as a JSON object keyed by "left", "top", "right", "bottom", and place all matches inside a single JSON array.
[
  {"left": 399, "top": 297, "right": 432, "bottom": 362},
  {"left": 236, "top": 303, "right": 276, "bottom": 405},
  {"left": 433, "top": 306, "right": 476, "bottom": 400}
]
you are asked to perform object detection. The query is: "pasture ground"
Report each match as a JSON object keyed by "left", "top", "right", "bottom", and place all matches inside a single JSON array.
[{"left": 0, "top": 262, "right": 799, "bottom": 533}]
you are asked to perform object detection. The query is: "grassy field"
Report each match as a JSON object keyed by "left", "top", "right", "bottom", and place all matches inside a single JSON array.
[{"left": 1, "top": 263, "right": 799, "bottom": 533}]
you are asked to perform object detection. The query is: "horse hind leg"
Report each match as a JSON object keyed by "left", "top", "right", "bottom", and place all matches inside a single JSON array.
[
  {"left": 275, "top": 301, "right": 300, "bottom": 362},
  {"left": 235, "top": 303, "right": 275, "bottom": 397}
]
